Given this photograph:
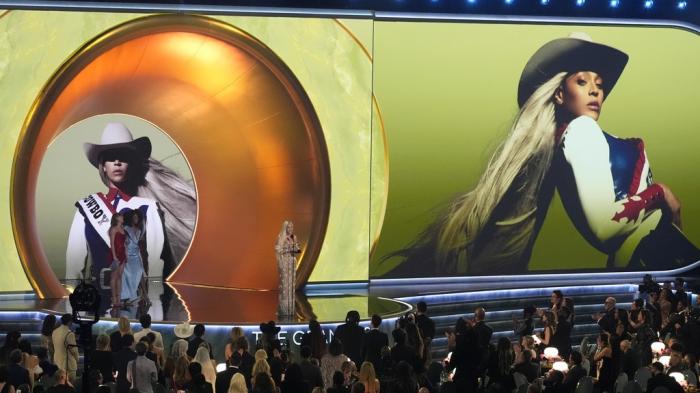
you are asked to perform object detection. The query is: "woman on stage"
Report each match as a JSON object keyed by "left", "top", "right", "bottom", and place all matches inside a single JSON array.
[
  {"left": 275, "top": 220, "right": 301, "bottom": 317},
  {"left": 384, "top": 33, "right": 697, "bottom": 276},
  {"left": 109, "top": 213, "right": 126, "bottom": 307}
]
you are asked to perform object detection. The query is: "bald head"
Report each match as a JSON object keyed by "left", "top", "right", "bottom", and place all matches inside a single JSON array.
[{"left": 474, "top": 307, "right": 486, "bottom": 322}]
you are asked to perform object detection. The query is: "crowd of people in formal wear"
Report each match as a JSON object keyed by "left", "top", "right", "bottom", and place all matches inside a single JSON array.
[{"left": 0, "top": 276, "right": 698, "bottom": 393}]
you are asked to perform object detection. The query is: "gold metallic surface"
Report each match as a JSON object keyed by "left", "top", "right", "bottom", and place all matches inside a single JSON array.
[{"left": 13, "top": 14, "right": 330, "bottom": 298}]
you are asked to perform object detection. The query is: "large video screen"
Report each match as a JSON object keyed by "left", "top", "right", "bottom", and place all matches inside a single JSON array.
[
  {"left": 1, "top": 9, "right": 699, "bottom": 296},
  {"left": 0, "top": 11, "right": 373, "bottom": 296},
  {"left": 369, "top": 22, "right": 700, "bottom": 278}
]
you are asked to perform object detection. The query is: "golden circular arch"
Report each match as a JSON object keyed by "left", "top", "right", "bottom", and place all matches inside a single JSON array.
[{"left": 12, "top": 14, "right": 331, "bottom": 298}]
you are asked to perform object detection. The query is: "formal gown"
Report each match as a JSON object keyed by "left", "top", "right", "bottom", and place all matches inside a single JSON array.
[
  {"left": 121, "top": 226, "right": 144, "bottom": 301},
  {"left": 276, "top": 235, "right": 299, "bottom": 317}
]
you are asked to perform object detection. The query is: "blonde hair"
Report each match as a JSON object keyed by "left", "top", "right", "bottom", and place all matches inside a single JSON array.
[
  {"left": 118, "top": 317, "right": 131, "bottom": 334},
  {"left": 435, "top": 72, "right": 567, "bottom": 270},
  {"left": 227, "top": 373, "right": 247, "bottom": 393},
  {"left": 359, "top": 361, "right": 377, "bottom": 384},
  {"left": 252, "top": 357, "right": 271, "bottom": 378},
  {"left": 96, "top": 334, "right": 110, "bottom": 351},
  {"left": 254, "top": 349, "right": 268, "bottom": 362},
  {"left": 173, "top": 355, "right": 190, "bottom": 386}
]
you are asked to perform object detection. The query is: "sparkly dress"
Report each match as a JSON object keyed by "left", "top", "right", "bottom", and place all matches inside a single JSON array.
[{"left": 276, "top": 235, "right": 299, "bottom": 317}]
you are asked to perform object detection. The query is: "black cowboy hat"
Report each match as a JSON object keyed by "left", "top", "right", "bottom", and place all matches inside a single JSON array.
[{"left": 518, "top": 33, "right": 628, "bottom": 108}]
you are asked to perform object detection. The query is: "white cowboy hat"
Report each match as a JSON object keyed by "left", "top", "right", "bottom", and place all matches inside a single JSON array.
[
  {"left": 517, "top": 32, "right": 629, "bottom": 108},
  {"left": 174, "top": 321, "right": 195, "bottom": 339},
  {"left": 83, "top": 122, "right": 152, "bottom": 168}
]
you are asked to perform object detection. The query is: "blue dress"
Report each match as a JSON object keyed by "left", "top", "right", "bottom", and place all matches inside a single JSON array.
[{"left": 121, "top": 226, "right": 144, "bottom": 301}]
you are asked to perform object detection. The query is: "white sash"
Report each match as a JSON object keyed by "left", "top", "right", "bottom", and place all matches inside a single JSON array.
[{"left": 76, "top": 193, "right": 113, "bottom": 246}]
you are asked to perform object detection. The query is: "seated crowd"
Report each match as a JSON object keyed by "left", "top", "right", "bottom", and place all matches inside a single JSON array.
[{"left": 0, "top": 276, "right": 697, "bottom": 393}]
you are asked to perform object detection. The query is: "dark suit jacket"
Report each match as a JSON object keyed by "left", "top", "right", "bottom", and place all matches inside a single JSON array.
[
  {"left": 598, "top": 309, "right": 617, "bottom": 334},
  {"left": 415, "top": 314, "right": 436, "bottom": 340},
  {"left": 6, "top": 363, "right": 30, "bottom": 388},
  {"left": 299, "top": 359, "right": 323, "bottom": 389},
  {"left": 335, "top": 323, "right": 365, "bottom": 365},
  {"left": 215, "top": 366, "right": 241, "bottom": 393},
  {"left": 474, "top": 321, "right": 493, "bottom": 350},
  {"left": 113, "top": 348, "right": 137, "bottom": 393},
  {"left": 513, "top": 361, "right": 540, "bottom": 383},
  {"left": 562, "top": 365, "right": 587, "bottom": 393},
  {"left": 231, "top": 351, "right": 255, "bottom": 388},
  {"left": 363, "top": 329, "right": 389, "bottom": 370},
  {"left": 646, "top": 374, "right": 683, "bottom": 393}
]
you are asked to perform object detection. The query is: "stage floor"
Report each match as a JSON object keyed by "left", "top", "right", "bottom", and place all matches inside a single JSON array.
[{"left": 21, "top": 280, "right": 412, "bottom": 324}]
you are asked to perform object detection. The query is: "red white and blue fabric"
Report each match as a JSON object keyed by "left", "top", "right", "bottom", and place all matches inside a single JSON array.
[
  {"left": 65, "top": 187, "right": 165, "bottom": 280},
  {"left": 557, "top": 115, "right": 664, "bottom": 254}
]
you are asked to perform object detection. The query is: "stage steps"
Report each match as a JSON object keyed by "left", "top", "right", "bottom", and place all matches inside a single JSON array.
[{"left": 405, "top": 286, "right": 640, "bottom": 360}]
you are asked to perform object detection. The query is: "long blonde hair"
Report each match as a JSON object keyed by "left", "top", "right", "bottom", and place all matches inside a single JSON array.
[
  {"left": 275, "top": 220, "right": 293, "bottom": 252},
  {"left": 227, "top": 373, "right": 247, "bottom": 393},
  {"left": 435, "top": 73, "right": 567, "bottom": 267}
]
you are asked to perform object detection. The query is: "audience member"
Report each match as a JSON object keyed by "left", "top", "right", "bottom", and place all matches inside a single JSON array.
[
  {"left": 215, "top": 350, "right": 242, "bottom": 393},
  {"left": 193, "top": 346, "right": 217, "bottom": 385},
  {"left": 113, "top": 334, "right": 137, "bottom": 393},
  {"left": 301, "top": 320, "right": 328, "bottom": 361},
  {"left": 189, "top": 362, "right": 214, "bottom": 393},
  {"left": 127, "top": 342, "right": 158, "bottom": 393},
  {"left": 226, "top": 373, "right": 247, "bottom": 393},
  {"left": 362, "top": 315, "right": 388, "bottom": 376},
  {"left": 188, "top": 324, "right": 213, "bottom": 360},
  {"left": 335, "top": 311, "right": 365, "bottom": 366},
  {"left": 280, "top": 363, "right": 310, "bottom": 393},
  {"left": 133, "top": 314, "right": 164, "bottom": 351},
  {"left": 46, "top": 369, "right": 75, "bottom": 393},
  {"left": 562, "top": 351, "right": 586, "bottom": 393},
  {"left": 321, "top": 338, "right": 349, "bottom": 389},
  {"left": 52, "top": 314, "right": 79, "bottom": 383},
  {"left": 646, "top": 362, "right": 683, "bottom": 393},
  {"left": 414, "top": 302, "right": 436, "bottom": 364},
  {"left": 40, "top": 315, "right": 57, "bottom": 362},
  {"left": 299, "top": 345, "right": 324, "bottom": 389},
  {"left": 224, "top": 327, "right": 245, "bottom": 362},
  {"left": 93, "top": 334, "right": 115, "bottom": 383},
  {"left": 110, "top": 317, "right": 132, "bottom": 353}
]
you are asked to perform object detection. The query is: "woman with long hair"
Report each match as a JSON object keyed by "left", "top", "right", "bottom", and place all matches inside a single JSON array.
[
  {"left": 172, "top": 355, "right": 191, "bottom": 391},
  {"left": 193, "top": 346, "right": 217, "bottom": 385},
  {"left": 301, "top": 319, "right": 327, "bottom": 360},
  {"left": 224, "top": 327, "right": 245, "bottom": 361},
  {"left": 321, "top": 338, "right": 349, "bottom": 389},
  {"left": 39, "top": 314, "right": 56, "bottom": 362},
  {"left": 539, "top": 310, "right": 557, "bottom": 348},
  {"left": 227, "top": 373, "right": 247, "bottom": 393},
  {"left": 594, "top": 333, "right": 614, "bottom": 393},
  {"left": 108, "top": 213, "right": 126, "bottom": 307},
  {"left": 383, "top": 34, "right": 695, "bottom": 276},
  {"left": 358, "top": 362, "right": 380, "bottom": 393},
  {"left": 66, "top": 122, "right": 196, "bottom": 282},
  {"left": 275, "top": 220, "right": 301, "bottom": 317},
  {"left": 164, "top": 339, "right": 189, "bottom": 388}
]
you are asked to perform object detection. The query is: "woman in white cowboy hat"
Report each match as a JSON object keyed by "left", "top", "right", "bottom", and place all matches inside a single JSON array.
[
  {"left": 65, "top": 122, "right": 196, "bottom": 289},
  {"left": 384, "top": 33, "right": 697, "bottom": 276}
]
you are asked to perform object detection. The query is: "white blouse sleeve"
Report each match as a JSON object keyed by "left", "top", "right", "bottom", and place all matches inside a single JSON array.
[
  {"left": 65, "top": 210, "right": 88, "bottom": 280},
  {"left": 559, "top": 116, "right": 664, "bottom": 252}
]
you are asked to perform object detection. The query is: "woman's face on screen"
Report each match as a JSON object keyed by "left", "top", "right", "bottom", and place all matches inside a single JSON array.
[
  {"left": 555, "top": 71, "right": 605, "bottom": 121},
  {"left": 101, "top": 149, "right": 132, "bottom": 186}
]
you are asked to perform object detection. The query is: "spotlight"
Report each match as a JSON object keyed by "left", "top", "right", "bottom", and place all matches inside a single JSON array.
[
  {"left": 609, "top": 0, "right": 620, "bottom": 7},
  {"left": 541, "top": 0, "right": 550, "bottom": 4},
  {"left": 677, "top": 0, "right": 687, "bottom": 9},
  {"left": 576, "top": 0, "right": 586, "bottom": 6},
  {"left": 505, "top": 0, "right": 515, "bottom": 4},
  {"left": 643, "top": 0, "right": 653, "bottom": 8},
  {"left": 467, "top": 0, "right": 477, "bottom": 4}
]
